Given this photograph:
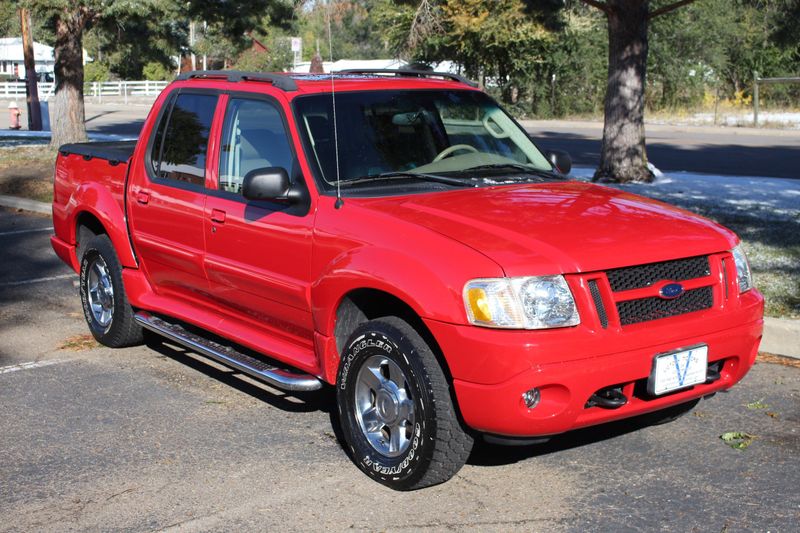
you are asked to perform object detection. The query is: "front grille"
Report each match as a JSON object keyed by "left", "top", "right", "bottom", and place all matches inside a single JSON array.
[
  {"left": 606, "top": 256, "right": 710, "bottom": 292},
  {"left": 617, "top": 286, "right": 713, "bottom": 326}
]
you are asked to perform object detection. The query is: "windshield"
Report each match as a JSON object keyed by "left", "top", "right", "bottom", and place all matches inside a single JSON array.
[{"left": 293, "top": 90, "right": 553, "bottom": 193}]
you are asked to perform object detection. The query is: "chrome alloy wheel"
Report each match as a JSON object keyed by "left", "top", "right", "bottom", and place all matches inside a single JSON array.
[
  {"left": 354, "top": 355, "right": 416, "bottom": 457},
  {"left": 87, "top": 256, "right": 114, "bottom": 329}
]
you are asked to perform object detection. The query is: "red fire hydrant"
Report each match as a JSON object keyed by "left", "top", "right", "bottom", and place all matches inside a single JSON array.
[{"left": 8, "top": 101, "right": 21, "bottom": 130}]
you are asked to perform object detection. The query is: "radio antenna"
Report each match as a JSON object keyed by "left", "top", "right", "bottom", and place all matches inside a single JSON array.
[{"left": 326, "top": 0, "right": 343, "bottom": 209}]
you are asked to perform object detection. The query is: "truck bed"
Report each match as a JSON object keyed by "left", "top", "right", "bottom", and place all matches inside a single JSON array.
[
  {"left": 52, "top": 141, "right": 139, "bottom": 253},
  {"left": 58, "top": 141, "right": 137, "bottom": 165}
]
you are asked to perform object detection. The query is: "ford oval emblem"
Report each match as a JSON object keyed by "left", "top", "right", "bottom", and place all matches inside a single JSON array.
[{"left": 659, "top": 283, "right": 685, "bottom": 299}]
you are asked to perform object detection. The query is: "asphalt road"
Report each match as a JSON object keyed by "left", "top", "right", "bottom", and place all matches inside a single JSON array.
[
  {"left": 74, "top": 102, "right": 800, "bottom": 180},
  {"left": 1, "top": 207, "right": 799, "bottom": 531},
  {"left": 523, "top": 120, "right": 800, "bottom": 179}
]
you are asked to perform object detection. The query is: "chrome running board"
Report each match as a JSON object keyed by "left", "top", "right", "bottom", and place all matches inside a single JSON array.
[{"left": 134, "top": 311, "right": 323, "bottom": 392}]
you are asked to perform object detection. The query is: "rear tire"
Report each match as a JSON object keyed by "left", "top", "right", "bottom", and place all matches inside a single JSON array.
[
  {"left": 79, "top": 234, "right": 143, "bottom": 347},
  {"left": 336, "top": 317, "right": 473, "bottom": 490}
]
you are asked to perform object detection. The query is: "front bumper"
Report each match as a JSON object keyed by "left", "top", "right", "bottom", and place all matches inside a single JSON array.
[{"left": 425, "top": 289, "right": 764, "bottom": 437}]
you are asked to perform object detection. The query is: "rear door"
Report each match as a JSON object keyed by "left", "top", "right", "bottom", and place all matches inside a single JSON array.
[
  {"left": 203, "top": 93, "right": 316, "bottom": 362},
  {"left": 127, "top": 90, "right": 221, "bottom": 304}
]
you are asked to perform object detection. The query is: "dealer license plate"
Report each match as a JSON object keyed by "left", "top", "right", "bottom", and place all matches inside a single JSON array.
[{"left": 648, "top": 345, "right": 708, "bottom": 396}]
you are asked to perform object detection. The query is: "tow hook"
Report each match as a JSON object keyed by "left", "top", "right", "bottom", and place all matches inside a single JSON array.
[
  {"left": 586, "top": 386, "right": 628, "bottom": 409},
  {"left": 705, "top": 360, "right": 723, "bottom": 384}
]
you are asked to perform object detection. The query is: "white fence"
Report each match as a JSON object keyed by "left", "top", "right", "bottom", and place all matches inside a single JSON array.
[{"left": 0, "top": 80, "right": 169, "bottom": 102}]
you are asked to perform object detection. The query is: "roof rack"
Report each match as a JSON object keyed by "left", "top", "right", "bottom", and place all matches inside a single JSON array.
[
  {"left": 176, "top": 70, "right": 298, "bottom": 91},
  {"left": 337, "top": 69, "right": 478, "bottom": 88}
]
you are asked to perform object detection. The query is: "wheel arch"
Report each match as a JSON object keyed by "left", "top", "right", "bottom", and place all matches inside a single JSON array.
[
  {"left": 68, "top": 183, "right": 137, "bottom": 268},
  {"left": 75, "top": 211, "right": 107, "bottom": 259},
  {"left": 330, "top": 288, "right": 465, "bottom": 421}
]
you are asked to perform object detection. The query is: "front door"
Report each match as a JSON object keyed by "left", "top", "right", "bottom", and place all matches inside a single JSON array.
[{"left": 203, "top": 94, "right": 316, "bottom": 365}]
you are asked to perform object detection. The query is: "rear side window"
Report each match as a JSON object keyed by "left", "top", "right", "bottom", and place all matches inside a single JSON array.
[{"left": 150, "top": 93, "right": 217, "bottom": 186}]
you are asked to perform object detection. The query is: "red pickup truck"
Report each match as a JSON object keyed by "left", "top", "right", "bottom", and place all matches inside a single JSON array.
[{"left": 51, "top": 69, "right": 763, "bottom": 490}]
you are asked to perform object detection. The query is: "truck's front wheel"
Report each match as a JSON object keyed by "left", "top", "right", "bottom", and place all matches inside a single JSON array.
[
  {"left": 79, "top": 235, "right": 143, "bottom": 347},
  {"left": 336, "top": 317, "right": 473, "bottom": 490}
]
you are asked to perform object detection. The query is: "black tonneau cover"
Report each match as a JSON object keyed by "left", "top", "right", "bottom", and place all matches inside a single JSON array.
[{"left": 59, "top": 141, "right": 137, "bottom": 165}]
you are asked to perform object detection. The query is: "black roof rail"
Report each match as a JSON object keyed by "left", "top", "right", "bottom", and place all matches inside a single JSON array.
[
  {"left": 176, "top": 70, "right": 298, "bottom": 91},
  {"left": 337, "top": 69, "right": 478, "bottom": 88}
]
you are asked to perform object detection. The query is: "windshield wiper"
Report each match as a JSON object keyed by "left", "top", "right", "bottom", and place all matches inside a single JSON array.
[
  {"left": 338, "top": 171, "right": 473, "bottom": 188},
  {"left": 463, "top": 163, "right": 564, "bottom": 180}
]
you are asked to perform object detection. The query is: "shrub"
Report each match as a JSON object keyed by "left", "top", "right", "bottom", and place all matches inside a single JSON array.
[
  {"left": 142, "top": 61, "right": 174, "bottom": 81},
  {"left": 84, "top": 62, "right": 111, "bottom": 83}
]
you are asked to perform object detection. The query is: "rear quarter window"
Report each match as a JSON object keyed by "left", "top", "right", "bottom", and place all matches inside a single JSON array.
[{"left": 150, "top": 92, "right": 217, "bottom": 186}]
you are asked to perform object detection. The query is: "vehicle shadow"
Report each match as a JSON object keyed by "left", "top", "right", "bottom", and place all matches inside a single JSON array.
[
  {"left": 142, "top": 331, "right": 337, "bottom": 415},
  {"left": 141, "top": 331, "right": 693, "bottom": 470},
  {"left": 467, "top": 410, "right": 678, "bottom": 467}
]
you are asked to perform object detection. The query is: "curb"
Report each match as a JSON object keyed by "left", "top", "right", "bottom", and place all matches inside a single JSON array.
[
  {"left": 0, "top": 195, "right": 50, "bottom": 215},
  {"left": 762, "top": 317, "right": 800, "bottom": 360},
  {"left": 0, "top": 131, "right": 136, "bottom": 142}
]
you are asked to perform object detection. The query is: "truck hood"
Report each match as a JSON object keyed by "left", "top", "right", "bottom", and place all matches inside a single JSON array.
[{"left": 357, "top": 181, "right": 737, "bottom": 275}]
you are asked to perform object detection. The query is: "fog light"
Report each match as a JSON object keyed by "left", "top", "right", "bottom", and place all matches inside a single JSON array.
[{"left": 522, "top": 388, "right": 541, "bottom": 409}]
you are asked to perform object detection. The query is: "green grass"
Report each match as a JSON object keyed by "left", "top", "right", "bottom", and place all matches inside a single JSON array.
[{"left": 688, "top": 207, "right": 799, "bottom": 318}]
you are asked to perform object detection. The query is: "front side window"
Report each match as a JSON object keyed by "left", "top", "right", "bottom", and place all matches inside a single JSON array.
[
  {"left": 293, "top": 89, "right": 553, "bottom": 194},
  {"left": 218, "top": 98, "right": 294, "bottom": 195},
  {"left": 151, "top": 92, "right": 217, "bottom": 186}
]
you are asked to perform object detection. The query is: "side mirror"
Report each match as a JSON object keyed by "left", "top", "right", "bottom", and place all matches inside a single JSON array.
[
  {"left": 242, "top": 167, "right": 297, "bottom": 202},
  {"left": 546, "top": 150, "right": 572, "bottom": 175}
]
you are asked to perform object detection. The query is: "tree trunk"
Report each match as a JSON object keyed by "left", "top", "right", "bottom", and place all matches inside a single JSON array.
[
  {"left": 51, "top": 14, "right": 88, "bottom": 148},
  {"left": 593, "top": 0, "right": 653, "bottom": 183},
  {"left": 20, "top": 8, "right": 42, "bottom": 131}
]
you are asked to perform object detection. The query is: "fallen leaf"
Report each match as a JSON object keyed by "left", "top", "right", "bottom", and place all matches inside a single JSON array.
[
  {"left": 720, "top": 431, "right": 756, "bottom": 450},
  {"left": 745, "top": 398, "right": 769, "bottom": 410}
]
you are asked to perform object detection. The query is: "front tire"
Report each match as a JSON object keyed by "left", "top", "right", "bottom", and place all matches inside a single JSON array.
[
  {"left": 79, "top": 234, "right": 143, "bottom": 347},
  {"left": 336, "top": 317, "right": 473, "bottom": 490}
]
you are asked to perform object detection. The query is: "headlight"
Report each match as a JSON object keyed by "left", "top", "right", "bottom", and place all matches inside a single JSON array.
[
  {"left": 464, "top": 275, "right": 580, "bottom": 329},
  {"left": 731, "top": 245, "right": 753, "bottom": 293}
]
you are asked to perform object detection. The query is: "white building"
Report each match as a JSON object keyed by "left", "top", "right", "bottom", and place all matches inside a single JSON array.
[
  {"left": 0, "top": 37, "right": 55, "bottom": 79},
  {"left": 291, "top": 58, "right": 408, "bottom": 73},
  {"left": 290, "top": 58, "right": 462, "bottom": 76}
]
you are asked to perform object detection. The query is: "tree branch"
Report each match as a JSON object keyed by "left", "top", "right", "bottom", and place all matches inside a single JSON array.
[
  {"left": 649, "top": 0, "right": 696, "bottom": 19},
  {"left": 580, "top": 0, "right": 611, "bottom": 15}
]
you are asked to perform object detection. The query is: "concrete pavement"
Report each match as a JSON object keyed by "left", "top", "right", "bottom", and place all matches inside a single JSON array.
[{"left": 762, "top": 317, "right": 800, "bottom": 358}]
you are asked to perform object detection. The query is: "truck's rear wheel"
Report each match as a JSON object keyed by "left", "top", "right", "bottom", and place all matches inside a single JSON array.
[
  {"left": 79, "top": 235, "right": 143, "bottom": 347},
  {"left": 336, "top": 317, "right": 473, "bottom": 490}
]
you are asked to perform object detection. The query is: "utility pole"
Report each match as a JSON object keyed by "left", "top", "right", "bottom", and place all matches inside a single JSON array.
[
  {"left": 202, "top": 21, "right": 207, "bottom": 70},
  {"left": 19, "top": 8, "right": 42, "bottom": 131},
  {"left": 189, "top": 21, "right": 196, "bottom": 71},
  {"left": 753, "top": 71, "right": 759, "bottom": 127}
]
